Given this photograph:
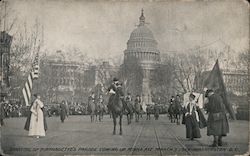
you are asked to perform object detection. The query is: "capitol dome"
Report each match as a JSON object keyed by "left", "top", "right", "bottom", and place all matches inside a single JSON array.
[
  {"left": 124, "top": 9, "right": 160, "bottom": 63},
  {"left": 130, "top": 26, "right": 154, "bottom": 40}
]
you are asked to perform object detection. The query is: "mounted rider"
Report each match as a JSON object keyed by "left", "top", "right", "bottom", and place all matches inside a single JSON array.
[
  {"left": 88, "top": 92, "right": 95, "bottom": 103},
  {"left": 107, "top": 78, "right": 124, "bottom": 110},
  {"left": 125, "top": 92, "right": 132, "bottom": 104},
  {"left": 88, "top": 92, "right": 95, "bottom": 111},
  {"left": 168, "top": 96, "right": 175, "bottom": 112},
  {"left": 175, "top": 94, "right": 182, "bottom": 110}
]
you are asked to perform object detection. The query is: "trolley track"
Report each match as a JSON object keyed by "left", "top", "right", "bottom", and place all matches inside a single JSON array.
[{"left": 130, "top": 121, "right": 145, "bottom": 155}]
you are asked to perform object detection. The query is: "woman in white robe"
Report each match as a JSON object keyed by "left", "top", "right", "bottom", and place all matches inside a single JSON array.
[{"left": 28, "top": 95, "right": 45, "bottom": 138}]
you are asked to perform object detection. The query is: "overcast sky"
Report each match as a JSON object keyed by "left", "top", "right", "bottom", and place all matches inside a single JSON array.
[{"left": 2, "top": 0, "right": 249, "bottom": 60}]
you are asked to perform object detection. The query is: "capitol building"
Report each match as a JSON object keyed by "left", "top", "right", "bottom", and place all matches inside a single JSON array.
[
  {"left": 29, "top": 9, "right": 247, "bottom": 107},
  {"left": 123, "top": 9, "right": 161, "bottom": 105}
]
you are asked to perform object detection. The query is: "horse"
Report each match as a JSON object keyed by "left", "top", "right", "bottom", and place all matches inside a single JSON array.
[
  {"left": 109, "top": 87, "right": 124, "bottom": 135},
  {"left": 88, "top": 98, "right": 96, "bottom": 123},
  {"left": 168, "top": 104, "right": 175, "bottom": 123},
  {"left": 168, "top": 103, "right": 182, "bottom": 124},
  {"left": 123, "top": 100, "right": 134, "bottom": 125},
  {"left": 95, "top": 102, "right": 105, "bottom": 121},
  {"left": 173, "top": 103, "right": 182, "bottom": 125}
]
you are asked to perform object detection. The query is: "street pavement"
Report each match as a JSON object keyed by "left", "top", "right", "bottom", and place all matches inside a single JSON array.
[{"left": 1, "top": 114, "right": 249, "bottom": 156}]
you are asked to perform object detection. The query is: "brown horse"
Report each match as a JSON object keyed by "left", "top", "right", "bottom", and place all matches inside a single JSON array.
[
  {"left": 123, "top": 100, "right": 134, "bottom": 125},
  {"left": 109, "top": 87, "right": 124, "bottom": 135}
]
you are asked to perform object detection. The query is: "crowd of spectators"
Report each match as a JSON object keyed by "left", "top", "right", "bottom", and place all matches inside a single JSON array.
[{"left": 1, "top": 101, "right": 25, "bottom": 118}]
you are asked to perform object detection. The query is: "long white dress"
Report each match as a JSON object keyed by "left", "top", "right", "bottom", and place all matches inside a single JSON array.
[{"left": 28, "top": 99, "right": 45, "bottom": 137}]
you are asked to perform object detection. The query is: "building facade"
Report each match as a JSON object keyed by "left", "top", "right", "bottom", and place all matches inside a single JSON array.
[
  {"left": 38, "top": 57, "right": 117, "bottom": 104},
  {"left": 39, "top": 59, "right": 95, "bottom": 103},
  {"left": 222, "top": 69, "right": 248, "bottom": 96}
]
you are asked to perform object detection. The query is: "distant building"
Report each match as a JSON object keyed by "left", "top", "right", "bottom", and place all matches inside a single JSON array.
[
  {"left": 38, "top": 57, "right": 117, "bottom": 104},
  {"left": 222, "top": 69, "right": 248, "bottom": 96},
  {"left": 194, "top": 69, "right": 248, "bottom": 96},
  {"left": 0, "top": 31, "right": 12, "bottom": 99}
]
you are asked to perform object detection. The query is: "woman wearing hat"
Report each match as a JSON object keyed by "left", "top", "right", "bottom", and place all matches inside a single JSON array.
[
  {"left": 183, "top": 93, "right": 201, "bottom": 140},
  {"left": 204, "top": 89, "right": 229, "bottom": 147}
]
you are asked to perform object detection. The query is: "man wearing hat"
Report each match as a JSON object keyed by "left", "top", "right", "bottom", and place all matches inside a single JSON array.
[
  {"left": 0, "top": 96, "right": 7, "bottom": 126},
  {"left": 107, "top": 78, "right": 120, "bottom": 110},
  {"left": 204, "top": 89, "right": 229, "bottom": 147}
]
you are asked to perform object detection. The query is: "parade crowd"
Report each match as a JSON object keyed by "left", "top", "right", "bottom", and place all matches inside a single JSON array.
[{"left": 0, "top": 77, "right": 232, "bottom": 155}]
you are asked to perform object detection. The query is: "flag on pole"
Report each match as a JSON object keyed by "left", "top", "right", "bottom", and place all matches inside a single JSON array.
[
  {"left": 203, "top": 59, "right": 236, "bottom": 120},
  {"left": 22, "top": 52, "right": 40, "bottom": 106},
  {"left": 32, "top": 52, "right": 39, "bottom": 79}
]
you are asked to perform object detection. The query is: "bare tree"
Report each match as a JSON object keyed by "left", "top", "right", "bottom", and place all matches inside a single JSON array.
[
  {"left": 8, "top": 19, "right": 44, "bottom": 100},
  {"left": 168, "top": 50, "right": 210, "bottom": 94},
  {"left": 119, "top": 56, "right": 143, "bottom": 95},
  {"left": 150, "top": 61, "right": 174, "bottom": 104}
]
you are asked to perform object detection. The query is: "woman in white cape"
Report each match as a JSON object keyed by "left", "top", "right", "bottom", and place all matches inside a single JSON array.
[{"left": 28, "top": 94, "right": 45, "bottom": 138}]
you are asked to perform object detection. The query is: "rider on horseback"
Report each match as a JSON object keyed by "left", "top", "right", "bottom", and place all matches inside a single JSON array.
[
  {"left": 125, "top": 93, "right": 132, "bottom": 103},
  {"left": 168, "top": 96, "right": 175, "bottom": 112},
  {"left": 88, "top": 92, "right": 95, "bottom": 111},
  {"left": 107, "top": 78, "right": 123, "bottom": 110},
  {"left": 88, "top": 92, "right": 95, "bottom": 102}
]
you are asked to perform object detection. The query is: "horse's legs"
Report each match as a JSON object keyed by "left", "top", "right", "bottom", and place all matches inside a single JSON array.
[
  {"left": 95, "top": 112, "right": 98, "bottom": 122},
  {"left": 112, "top": 113, "right": 116, "bottom": 135},
  {"left": 119, "top": 115, "right": 122, "bottom": 135},
  {"left": 127, "top": 114, "right": 129, "bottom": 125},
  {"left": 135, "top": 113, "right": 139, "bottom": 122},
  {"left": 99, "top": 112, "right": 101, "bottom": 121},
  {"left": 91, "top": 113, "right": 93, "bottom": 122},
  {"left": 129, "top": 113, "right": 132, "bottom": 124},
  {"left": 101, "top": 110, "right": 103, "bottom": 120},
  {"left": 177, "top": 114, "right": 180, "bottom": 125}
]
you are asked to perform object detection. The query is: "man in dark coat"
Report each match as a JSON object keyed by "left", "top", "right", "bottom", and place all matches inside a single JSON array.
[
  {"left": 204, "top": 89, "right": 229, "bottom": 147},
  {"left": 0, "top": 97, "right": 6, "bottom": 126},
  {"left": 107, "top": 78, "right": 119, "bottom": 110},
  {"left": 60, "top": 100, "right": 67, "bottom": 123},
  {"left": 154, "top": 104, "right": 160, "bottom": 120},
  {"left": 146, "top": 105, "right": 151, "bottom": 120}
]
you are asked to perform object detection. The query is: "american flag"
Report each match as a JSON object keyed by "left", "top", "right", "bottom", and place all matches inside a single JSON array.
[
  {"left": 22, "top": 52, "right": 40, "bottom": 106},
  {"left": 32, "top": 52, "right": 39, "bottom": 79}
]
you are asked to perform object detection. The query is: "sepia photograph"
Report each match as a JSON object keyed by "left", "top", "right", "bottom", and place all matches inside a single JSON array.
[{"left": 0, "top": 0, "right": 249, "bottom": 155}]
